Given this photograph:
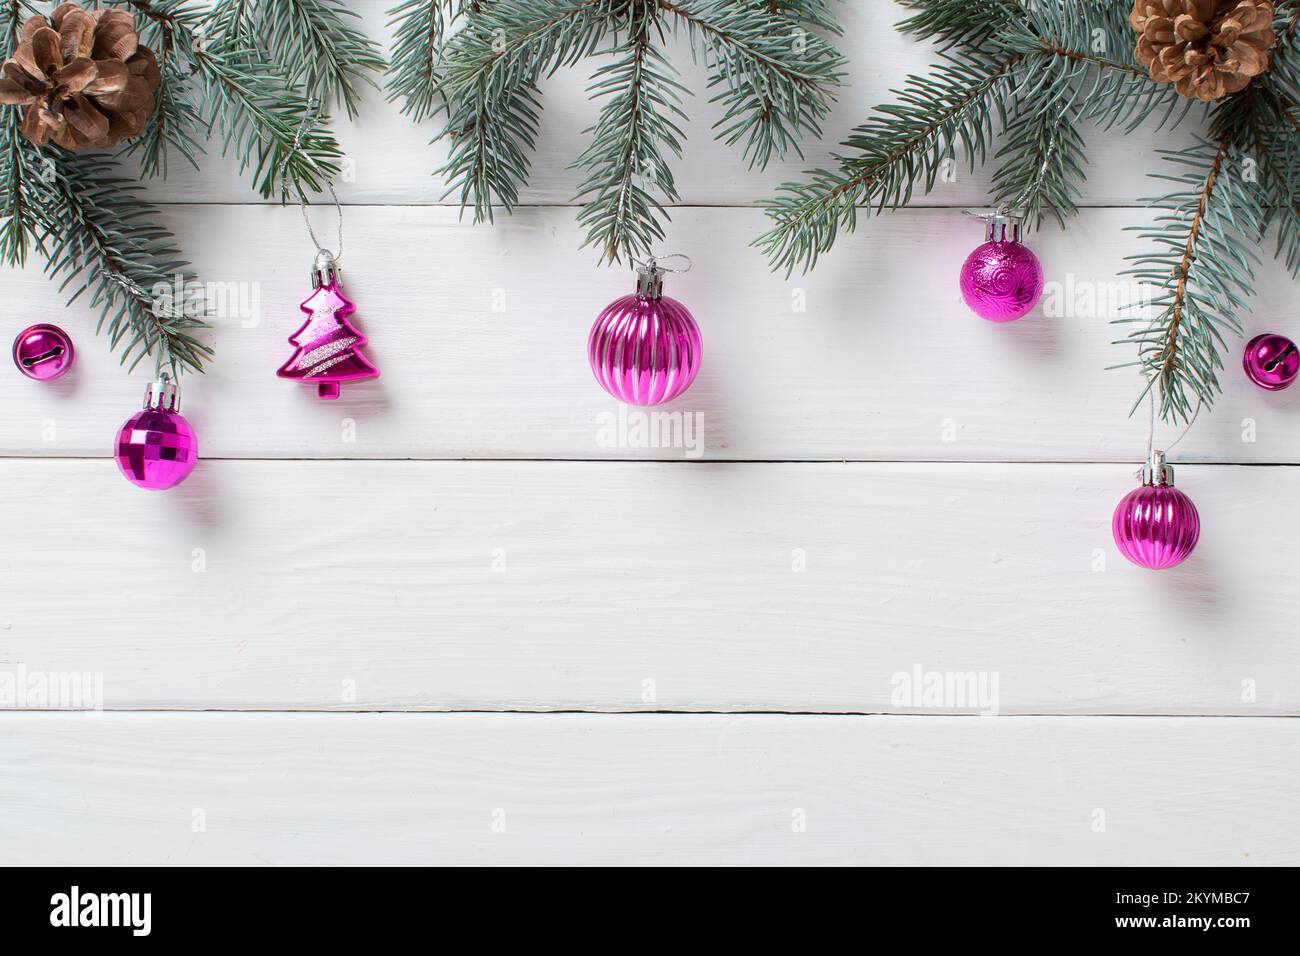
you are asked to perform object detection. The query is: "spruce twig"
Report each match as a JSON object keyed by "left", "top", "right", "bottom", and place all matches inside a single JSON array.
[{"left": 411, "top": 0, "right": 844, "bottom": 263}]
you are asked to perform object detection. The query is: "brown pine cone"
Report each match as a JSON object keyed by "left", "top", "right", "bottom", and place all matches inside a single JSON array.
[
  {"left": 0, "top": 3, "right": 160, "bottom": 151},
  {"left": 1131, "top": 0, "right": 1276, "bottom": 101}
]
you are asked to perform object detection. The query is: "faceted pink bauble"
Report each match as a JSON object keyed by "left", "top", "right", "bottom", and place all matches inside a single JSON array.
[
  {"left": 589, "top": 293, "right": 701, "bottom": 405},
  {"left": 1242, "top": 333, "right": 1299, "bottom": 391},
  {"left": 1112, "top": 485, "right": 1200, "bottom": 570},
  {"left": 959, "top": 239, "right": 1044, "bottom": 322},
  {"left": 115, "top": 407, "right": 198, "bottom": 490}
]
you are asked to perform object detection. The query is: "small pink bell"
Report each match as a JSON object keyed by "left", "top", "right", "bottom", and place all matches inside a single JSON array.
[
  {"left": 1242, "top": 333, "right": 1298, "bottom": 391},
  {"left": 12, "top": 323, "right": 75, "bottom": 381}
]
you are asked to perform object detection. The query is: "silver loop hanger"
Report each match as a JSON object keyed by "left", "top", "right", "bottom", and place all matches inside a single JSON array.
[
  {"left": 280, "top": 99, "right": 344, "bottom": 264},
  {"left": 633, "top": 253, "right": 693, "bottom": 275},
  {"left": 632, "top": 253, "right": 691, "bottom": 298}
]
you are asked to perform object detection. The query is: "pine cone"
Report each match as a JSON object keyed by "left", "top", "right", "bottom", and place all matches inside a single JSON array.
[
  {"left": 1131, "top": 0, "right": 1276, "bottom": 101},
  {"left": 0, "top": 3, "right": 160, "bottom": 151}
]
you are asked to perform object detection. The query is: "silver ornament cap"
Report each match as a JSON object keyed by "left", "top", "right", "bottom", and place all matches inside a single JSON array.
[
  {"left": 965, "top": 208, "right": 1024, "bottom": 242},
  {"left": 143, "top": 373, "right": 180, "bottom": 412},
  {"left": 311, "top": 249, "right": 343, "bottom": 289},
  {"left": 1141, "top": 448, "right": 1175, "bottom": 487},
  {"left": 636, "top": 259, "right": 665, "bottom": 299}
]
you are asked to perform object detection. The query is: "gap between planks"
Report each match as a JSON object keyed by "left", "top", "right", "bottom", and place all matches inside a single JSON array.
[
  {"left": 1, "top": 456, "right": 1298, "bottom": 466},
  {"left": 4, "top": 709, "right": 1298, "bottom": 718}
]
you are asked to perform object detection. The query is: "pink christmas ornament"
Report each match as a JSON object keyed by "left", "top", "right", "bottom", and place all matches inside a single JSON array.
[
  {"left": 12, "top": 323, "right": 74, "bottom": 380},
  {"left": 1242, "top": 333, "right": 1299, "bottom": 391},
  {"left": 115, "top": 376, "right": 198, "bottom": 490},
  {"left": 589, "top": 256, "right": 701, "bottom": 406},
  {"left": 1112, "top": 450, "right": 1199, "bottom": 569},
  {"left": 278, "top": 251, "right": 378, "bottom": 399},
  {"left": 959, "top": 213, "right": 1044, "bottom": 322}
]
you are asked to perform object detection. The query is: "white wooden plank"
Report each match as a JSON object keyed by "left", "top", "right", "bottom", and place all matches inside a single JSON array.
[
  {"left": 0, "top": 712, "right": 1292, "bottom": 865},
  {"left": 0, "top": 458, "right": 1294, "bottom": 714},
  {"left": 2, "top": 206, "right": 1295, "bottom": 462},
  {"left": 119, "top": 0, "right": 1197, "bottom": 206}
]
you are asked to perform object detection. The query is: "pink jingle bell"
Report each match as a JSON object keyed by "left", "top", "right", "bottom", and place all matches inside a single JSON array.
[
  {"left": 1112, "top": 450, "right": 1199, "bottom": 570},
  {"left": 12, "top": 323, "right": 75, "bottom": 381},
  {"left": 1242, "top": 333, "right": 1298, "bottom": 391}
]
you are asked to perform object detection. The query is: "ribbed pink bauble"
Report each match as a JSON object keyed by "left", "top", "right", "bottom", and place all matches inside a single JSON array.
[
  {"left": 1112, "top": 452, "right": 1199, "bottom": 569},
  {"left": 589, "top": 258, "right": 701, "bottom": 406},
  {"left": 959, "top": 214, "right": 1043, "bottom": 322}
]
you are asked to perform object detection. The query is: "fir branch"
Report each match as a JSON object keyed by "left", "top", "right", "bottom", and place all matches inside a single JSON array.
[
  {"left": 756, "top": 52, "right": 1020, "bottom": 276},
  {"left": 991, "top": 102, "right": 1086, "bottom": 229},
  {"left": 194, "top": 5, "right": 346, "bottom": 199},
  {"left": 756, "top": 0, "right": 1191, "bottom": 274},
  {"left": 1119, "top": 138, "right": 1263, "bottom": 424},
  {"left": 37, "top": 154, "right": 212, "bottom": 376},
  {"left": 435, "top": 0, "right": 614, "bottom": 222},
  {"left": 573, "top": 1, "right": 688, "bottom": 263},
  {"left": 386, "top": 0, "right": 477, "bottom": 122},
  {"left": 896, "top": 0, "right": 1023, "bottom": 53},
  {"left": 425, "top": 0, "right": 844, "bottom": 258},
  {"left": 123, "top": 54, "right": 205, "bottom": 178},
  {"left": 123, "top": 0, "right": 345, "bottom": 198},
  {"left": 0, "top": 0, "right": 42, "bottom": 266},
  {"left": 246, "top": 0, "right": 388, "bottom": 120},
  {"left": 660, "top": 0, "right": 844, "bottom": 169}
]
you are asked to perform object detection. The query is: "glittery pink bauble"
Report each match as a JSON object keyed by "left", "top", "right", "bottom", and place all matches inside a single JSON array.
[
  {"left": 1112, "top": 485, "right": 1200, "bottom": 569},
  {"left": 589, "top": 293, "right": 701, "bottom": 405},
  {"left": 1242, "top": 333, "right": 1299, "bottom": 391},
  {"left": 115, "top": 407, "right": 198, "bottom": 490},
  {"left": 959, "top": 239, "right": 1044, "bottom": 322}
]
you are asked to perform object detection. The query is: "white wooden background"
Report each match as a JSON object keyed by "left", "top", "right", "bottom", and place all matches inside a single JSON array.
[{"left": 1, "top": 2, "right": 1297, "bottom": 866}]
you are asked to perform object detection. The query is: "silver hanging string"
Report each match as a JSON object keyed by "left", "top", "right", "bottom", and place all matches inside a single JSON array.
[
  {"left": 1141, "top": 388, "right": 1202, "bottom": 481},
  {"left": 632, "top": 253, "right": 692, "bottom": 274},
  {"left": 280, "top": 99, "right": 344, "bottom": 262},
  {"left": 632, "top": 254, "right": 691, "bottom": 297}
]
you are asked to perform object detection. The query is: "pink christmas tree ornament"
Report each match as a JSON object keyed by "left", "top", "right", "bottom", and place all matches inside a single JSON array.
[{"left": 278, "top": 251, "right": 379, "bottom": 399}]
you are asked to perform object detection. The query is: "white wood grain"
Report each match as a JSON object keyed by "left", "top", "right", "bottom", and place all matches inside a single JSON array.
[
  {"left": 0, "top": 458, "right": 1294, "bottom": 714},
  {"left": 0, "top": 712, "right": 1292, "bottom": 866},
  {"left": 120, "top": 0, "right": 1198, "bottom": 207},
  {"left": 3, "top": 206, "right": 1297, "bottom": 462}
]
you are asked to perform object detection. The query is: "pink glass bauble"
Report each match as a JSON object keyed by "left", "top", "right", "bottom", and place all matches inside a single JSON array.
[
  {"left": 1112, "top": 484, "right": 1200, "bottom": 570},
  {"left": 12, "top": 323, "right": 74, "bottom": 380},
  {"left": 115, "top": 379, "right": 198, "bottom": 490},
  {"left": 589, "top": 290, "right": 701, "bottom": 406},
  {"left": 959, "top": 217, "right": 1043, "bottom": 322},
  {"left": 1242, "top": 333, "right": 1299, "bottom": 391}
]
